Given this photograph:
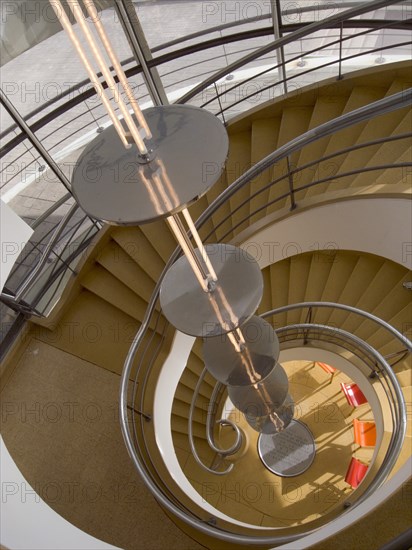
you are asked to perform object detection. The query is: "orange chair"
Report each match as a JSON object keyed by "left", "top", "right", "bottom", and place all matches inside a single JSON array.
[
  {"left": 340, "top": 382, "right": 368, "bottom": 408},
  {"left": 353, "top": 418, "right": 376, "bottom": 447},
  {"left": 345, "top": 457, "right": 368, "bottom": 488},
  {"left": 316, "top": 362, "right": 337, "bottom": 383}
]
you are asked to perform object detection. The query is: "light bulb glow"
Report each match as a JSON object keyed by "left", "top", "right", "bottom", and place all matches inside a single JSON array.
[
  {"left": 182, "top": 208, "right": 218, "bottom": 282},
  {"left": 82, "top": 0, "right": 152, "bottom": 140},
  {"left": 167, "top": 216, "right": 209, "bottom": 292},
  {"left": 67, "top": 0, "right": 147, "bottom": 154},
  {"left": 49, "top": 0, "right": 130, "bottom": 148}
]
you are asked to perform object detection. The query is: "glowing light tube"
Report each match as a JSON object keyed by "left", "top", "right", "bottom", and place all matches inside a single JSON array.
[
  {"left": 49, "top": 0, "right": 129, "bottom": 148},
  {"left": 82, "top": 0, "right": 152, "bottom": 140},
  {"left": 67, "top": 0, "right": 147, "bottom": 154}
]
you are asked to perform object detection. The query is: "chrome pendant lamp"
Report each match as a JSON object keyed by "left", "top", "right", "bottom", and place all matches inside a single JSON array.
[{"left": 50, "top": 0, "right": 294, "bottom": 437}]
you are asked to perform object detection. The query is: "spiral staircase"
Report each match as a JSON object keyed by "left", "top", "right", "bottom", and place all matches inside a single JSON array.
[{"left": 1, "top": 2, "right": 411, "bottom": 547}]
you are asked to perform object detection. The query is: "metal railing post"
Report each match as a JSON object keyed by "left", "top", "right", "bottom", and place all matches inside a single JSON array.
[
  {"left": 338, "top": 22, "right": 344, "bottom": 80},
  {"left": 114, "top": 0, "right": 168, "bottom": 106},
  {"left": 286, "top": 156, "right": 297, "bottom": 210},
  {"left": 214, "top": 83, "right": 227, "bottom": 125},
  {"left": 271, "top": 0, "right": 288, "bottom": 94},
  {"left": 0, "top": 89, "right": 72, "bottom": 192}
]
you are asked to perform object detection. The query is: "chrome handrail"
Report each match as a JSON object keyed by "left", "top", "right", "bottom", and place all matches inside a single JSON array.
[
  {"left": 119, "top": 88, "right": 411, "bottom": 542},
  {"left": 13, "top": 202, "right": 79, "bottom": 302},
  {"left": 195, "top": 89, "right": 411, "bottom": 233},
  {"left": 188, "top": 369, "right": 243, "bottom": 475},
  {"left": 188, "top": 301, "right": 410, "bottom": 476},
  {"left": 1, "top": 0, "right": 408, "bottom": 157},
  {"left": 177, "top": 0, "right": 403, "bottom": 104},
  {"left": 261, "top": 302, "right": 412, "bottom": 352},
  {"left": 274, "top": 321, "right": 407, "bottom": 506}
]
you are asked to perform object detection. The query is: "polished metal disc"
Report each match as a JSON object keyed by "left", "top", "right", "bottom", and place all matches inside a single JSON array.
[
  {"left": 258, "top": 419, "right": 316, "bottom": 476},
  {"left": 246, "top": 393, "right": 294, "bottom": 434},
  {"left": 227, "top": 362, "right": 289, "bottom": 413},
  {"left": 160, "top": 244, "right": 263, "bottom": 337},
  {"left": 203, "top": 316, "right": 280, "bottom": 385},
  {"left": 71, "top": 105, "right": 229, "bottom": 225}
]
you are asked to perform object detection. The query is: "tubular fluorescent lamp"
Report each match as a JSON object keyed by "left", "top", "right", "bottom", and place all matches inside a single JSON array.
[
  {"left": 67, "top": 0, "right": 147, "bottom": 153},
  {"left": 52, "top": 0, "right": 254, "bottom": 357},
  {"left": 49, "top": 0, "right": 130, "bottom": 148},
  {"left": 82, "top": 0, "right": 152, "bottom": 140}
]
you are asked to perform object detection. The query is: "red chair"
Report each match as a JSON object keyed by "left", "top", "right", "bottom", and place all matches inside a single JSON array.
[
  {"left": 345, "top": 457, "right": 368, "bottom": 488},
  {"left": 353, "top": 418, "right": 376, "bottom": 447},
  {"left": 340, "top": 382, "right": 368, "bottom": 408},
  {"left": 316, "top": 362, "right": 337, "bottom": 383}
]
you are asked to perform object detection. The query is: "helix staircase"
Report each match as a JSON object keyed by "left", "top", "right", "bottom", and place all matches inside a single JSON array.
[
  {"left": 10, "top": 61, "right": 411, "bottom": 548},
  {"left": 167, "top": 249, "right": 410, "bottom": 527}
]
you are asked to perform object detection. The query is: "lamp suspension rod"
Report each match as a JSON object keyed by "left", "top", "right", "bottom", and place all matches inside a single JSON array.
[
  {"left": 66, "top": 0, "right": 147, "bottom": 154},
  {"left": 49, "top": 0, "right": 130, "bottom": 148},
  {"left": 82, "top": 0, "right": 152, "bottom": 140}
]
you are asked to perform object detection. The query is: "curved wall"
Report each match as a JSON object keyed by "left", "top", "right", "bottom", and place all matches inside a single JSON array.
[{"left": 240, "top": 198, "right": 412, "bottom": 270}]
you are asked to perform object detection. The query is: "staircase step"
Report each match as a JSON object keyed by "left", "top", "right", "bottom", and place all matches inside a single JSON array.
[
  {"left": 174, "top": 383, "right": 213, "bottom": 406},
  {"left": 96, "top": 240, "right": 156, "bottom": 303},
  {"left": 139, "top": 219, "right": 177, "bottom": 263},
  {"left": 172, "top": 399, "right": 208, "bottom": 425},
  {"left": 286, "top": 254, "right": 313, "bottom": 326},
  {"left": 326, "top": 254, "right": 384, "bottom": 329},
  {"left": 295, "top": 94, "right": 348, "bottom": 203},
  {"left": 347, "top": 114, "right": 411, "bottom": 189},
  {"left": 111, "top": 226, "right": 165, "bottom": 282},
  {"left": 227, "top": 130, "right": 252, "bottom": 235},
  {"left": 304, "top": 85, "right": 387, "bottom": 200},
  {"left": 171, "top": 414, "right": 206, "bottom": 438},
  {"left": 328, "top": 97, "right": 410, "bottom": 194},
  {"left": 81, "top": 265, "right": 149, "bottom": 323},
  {"left": 249, "top": 117, "right": 281, "bottom": 226},
  {"left": 373, "top": 146, "right": 412, "bottom": 188},
  {"left": 368, "top": 302, "right": 412, "bottom": 353},
  {"left": 269, "top": 260, "right": 290, "bottom": 330},
  {"left": 35, "top": 290, "right": 141, "bottom": 375},
  {"left": 267, "top": 106, "right": 313, "bottom": 215},
  {"left": 341, "top": 261, "right": 405, "bottom": 335},
  {"left": 180, "top": 366, "right": 215, "bottom": 394},
  {"left": 172, "top": 431, "right": 214, "bottom": 462},
  {"left": 321, "top": 252, "right": 361, "bottom": 326}
]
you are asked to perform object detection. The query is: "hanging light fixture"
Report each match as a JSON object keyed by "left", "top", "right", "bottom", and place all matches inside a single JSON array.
[{"left": 51, "top": 0, "right": 297, "bottom": 448}]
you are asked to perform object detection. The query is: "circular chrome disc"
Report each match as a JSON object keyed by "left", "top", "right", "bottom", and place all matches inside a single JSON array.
[
  {"left": 71, "top": 105, "right": 229, "bottom": 225},
  {"left": 257, "top": 420, "right": 316, "bottom": 476},
  {"left": 160, "top": 244, "right": 263, "bottom": 337},
  {"left": 203, "top": 316, "right": 280, "bottom": 385}
]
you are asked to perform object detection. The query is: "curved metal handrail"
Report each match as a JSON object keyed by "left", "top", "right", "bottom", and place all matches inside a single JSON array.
[
  {"left": 275, "top": 322, "right": 407, "bottom": 504},
  {"left": 199, "top": 17, "right": 411, "bottom": 114},
  {"left": 206, "top": 384, "right": 243, "bottom": 458},
  {"left": 188, "top": 369, "right": 243, "bottom": 475},
  {"left": 195, "top": 89, "right": 411, "bottom": 235},
  {"left": 187, "top": 300, "right": 410, "bottom": 475},
  {"left": 12, "top": 202, "right": 78, "bottom": 302},
  {"left": 176, "top": 0, "right": 404, "bottom": 104},
  {"left": 119, "top": 87, "right": 411, "bottom": 542},
  {"left": 122, "top": 307, "right": 409, "bottom": 543},
  {"left": 1, "top": 0, "right": 409, "bottom": 158},
  {"left": 261, "top": 302, "right": 412, "bottom": 352}
]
